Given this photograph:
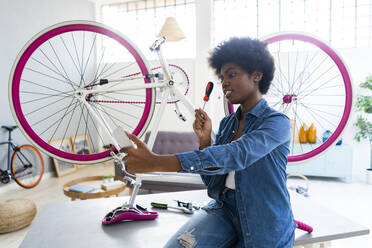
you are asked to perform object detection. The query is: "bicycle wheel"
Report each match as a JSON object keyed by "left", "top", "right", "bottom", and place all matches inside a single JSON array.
[
  {"left": 9, "top": 21, "right": 156, "bottom": 164},
  {"left": 11, "top": 145, "right": 44, "bottom": 188},
  {"left": 224, "top": 32, "right": 353, "bottom": 163}
]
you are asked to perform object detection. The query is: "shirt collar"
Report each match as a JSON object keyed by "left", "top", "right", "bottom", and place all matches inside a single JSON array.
[{"left": 234, "top": 98, "right": 268, "bottom": 119}]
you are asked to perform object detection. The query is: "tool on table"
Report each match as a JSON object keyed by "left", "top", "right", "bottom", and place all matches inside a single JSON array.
[
  {"left": 175, "top": 200, "right": 200, "bottom": 210},
  {"left": 102, "top": 206, "right": 158, "bottom": 225},
  {"left": 151, "top": 202, "right": 194, "bottom": 214},
  {"left": 202, "top": 81, "right": 214, "bottom": 110}
]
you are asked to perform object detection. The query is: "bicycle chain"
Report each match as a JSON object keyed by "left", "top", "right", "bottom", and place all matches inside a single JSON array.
[{"left": 84, "top": 64, "right": 189, "bottom": 105}]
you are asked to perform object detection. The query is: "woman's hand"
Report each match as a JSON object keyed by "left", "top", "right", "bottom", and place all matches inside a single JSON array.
[
  {"left": 121, "top": 132, "right": 182, "bottom": 174},
  {"left": 193, "top": 108, "right": 212, "bottom": 148},
  {"left": 120, "top": 132, "right": 156, "bottom": 174}
]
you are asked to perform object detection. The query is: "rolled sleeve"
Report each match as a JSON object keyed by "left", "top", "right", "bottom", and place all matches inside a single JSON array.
[
  {"left": 176, "top": 150, "right": 225, "bottom": 176},
  {"left": 176, "top": 151, "right": 201, "bottom": 173}
]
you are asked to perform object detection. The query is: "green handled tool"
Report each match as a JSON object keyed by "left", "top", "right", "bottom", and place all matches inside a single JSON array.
[{"left": 151, "top": 202, "right": 193, "bottom": 214}]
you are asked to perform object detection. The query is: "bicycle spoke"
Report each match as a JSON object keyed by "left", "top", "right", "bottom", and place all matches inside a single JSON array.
[
  {"left": 297, "top": 64, "right": 338, "bottom": 96},
  {"left": 99, "top": 62, "right": 137, "bottom": 83},
  {"left": 31, "top": 103, "right": 80, "bottom": 131},
  {"left": 71, "top": 33, "right": 83, "bottom": 78},
  {"left": 291, "top": 111, "right": 308, "bottom": 152},
  {"left": 29, "top": 56, "right": 76, "bottom": 88},
  {"left": 47, "top": 41, "right": 77, "bottom": 88},
  {"left": 296, "top": 109, "right": 324, "bottom": 145},
  {"left": 82, "top": 103, "right": 107, "bottom": 152},
  {"left": 290, "top": 103, "right": 299, "bottom": 156},
  {"left": 72, "top": 104, "right": 91, "bottom": 152},
  {"left": 81, "top": 34, "right": 97, "bottom": 87},
  {"left": 293, "top": 53, "right": 329, "bottom": 95},
  {"left": 40, "top": 97, "right": 77, "bottom": 141},
  {"left": 95, "top": 63, "right": 116, "bottom": 84},
  {"left": 60, "top": 35, "right": 82, "bottom": 79},
  {"left": 299, "top": 102, "right": 341, "bottom": 118},
  {"left": 270, "top": 79, "right": 285, "bottom": 95},
  {"left": 21, "top": 91, "right": 70, "bottom": 97},
  {"left": 37, "top": 100, "right": 80, "bottom": 138},
  {"left": 287, "top": 46, "right": 291, "bottom": 91},
  {"left": 298, "top": 102, "right": 338, "bottom": 128},
  {"left": 300, "top": 103, "right": 344, "bottom": 107},
  {"left": 290, "top": 46, "right": 299, "bottom": 93},
  {"left": 93, "top": 103, "right": 121, "bottom": 131},
  {"left": 92, "top": 102, "right": 135, "bottom": 130},
  {"left": 79, "top": 32, "right": 85, "bottom": 87},
  {"left": 26, "top": 94, "right": 75, "bottom": 117},
  {"left": 24, "top": 67, "right": 77, "bottom": 87},
  {"left": 72, "top": 105, "right": 85, "bottom": 146},
  {"left": 274, "top": 60, "right": 288, "bottom": 94},
  {"left": 21, "top": 90, "right": 74, "bottom": 105},
  {"left": 22, "top": 79, "right": 74, "bottom": 96},
  {"left": 291, "top": 50, "right": 319, "bottom": 94},
  {"left": 300, "top": 74, "right": 341, "bottom": 99},
  {"left": 59, "top": 97, "right": 80, "bottom": 147},
  {"left": 43, "top": 44, "right": 70, "bottom": 83},
  {"left": 275, "top": 48, "right": 285, "bottom": 94},
  {"left": 88, "top": 46, "right": 107, "bottom": 87}
]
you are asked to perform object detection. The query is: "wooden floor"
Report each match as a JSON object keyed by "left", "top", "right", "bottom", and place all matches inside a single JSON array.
[{"left": 0, "top": 162, "right": 132, "bottom": 248}]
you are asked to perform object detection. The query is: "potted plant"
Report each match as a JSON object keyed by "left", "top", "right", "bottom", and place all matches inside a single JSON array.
[
  {"left": 103, "top": 174, "right": 114, "bottom": 183},
  {"left": 354, "top": 76, "right": 372, "bottom": 184}
]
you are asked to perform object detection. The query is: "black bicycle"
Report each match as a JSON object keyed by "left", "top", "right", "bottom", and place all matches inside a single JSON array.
[{"left": 0, "top": 125, "right": 44, "bottom": 188}]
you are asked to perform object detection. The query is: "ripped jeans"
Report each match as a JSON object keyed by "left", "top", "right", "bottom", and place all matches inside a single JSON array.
[{"left": 164, "top": 188, "right": 244, "bottom": 248}]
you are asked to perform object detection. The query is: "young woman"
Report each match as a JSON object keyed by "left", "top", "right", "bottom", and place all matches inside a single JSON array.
[{"left": 122, "top": 37, "right": 295, "bottom": 248}]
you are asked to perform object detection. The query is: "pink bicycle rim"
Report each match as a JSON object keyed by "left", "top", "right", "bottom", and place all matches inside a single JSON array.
[
  {"left": 12, "top": 23, "right": 152, "bottom": 162},
  {"left": 227, "top": 33, "right": 352, "bottom": 163}
]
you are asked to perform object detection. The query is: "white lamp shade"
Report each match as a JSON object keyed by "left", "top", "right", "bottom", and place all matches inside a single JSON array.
[{"left": 157, "top": 17, "right": 185, "bottom": 41}]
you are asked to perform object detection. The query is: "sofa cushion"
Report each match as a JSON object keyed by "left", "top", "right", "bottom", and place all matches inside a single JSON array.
[{"left": 144, "top": 131, "right": 199, "bottom": 154}]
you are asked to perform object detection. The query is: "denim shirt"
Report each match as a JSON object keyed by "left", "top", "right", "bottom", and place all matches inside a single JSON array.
[{"left": 176, "top": 99, "right": 296, "bottom": 247}]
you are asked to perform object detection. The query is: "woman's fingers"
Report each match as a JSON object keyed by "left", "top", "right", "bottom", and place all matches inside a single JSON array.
[
  {"left": 198, "top": 108, "right": 210, "bottom": 121},
  {"left": 193, "top": 119, "right": 205, "bottom": 130}
]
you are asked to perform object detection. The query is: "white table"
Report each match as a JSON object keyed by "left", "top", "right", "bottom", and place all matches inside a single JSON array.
[{"left": 20, "top": 190, "right": 369, "bottom": 248}]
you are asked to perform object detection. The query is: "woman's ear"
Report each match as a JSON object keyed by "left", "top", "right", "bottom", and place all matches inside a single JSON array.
[{"left": 252, "top": 71, "right": 263, "bottom": 82}]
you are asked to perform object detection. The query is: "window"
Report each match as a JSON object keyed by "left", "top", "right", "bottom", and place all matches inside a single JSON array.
[
  {"left": 100, "top": 0, "right": 196, "bottom": 62},
  {"left": 213, "top": 0, "right": 372, "bottom": 48}
]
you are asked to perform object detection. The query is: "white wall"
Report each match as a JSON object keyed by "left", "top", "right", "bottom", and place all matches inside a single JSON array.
[
  {"left": 336, "top": 48, "right": 372, "bottom": 182},
  {"left": 1, "top": 0, "right": 370, "bottom": 182},
  {"left": 0, "top": 0, "right": 94, "bottom": 173}
]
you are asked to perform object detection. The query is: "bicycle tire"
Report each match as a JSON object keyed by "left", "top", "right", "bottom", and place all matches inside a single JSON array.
[
  {"left": 11, "top": 145, "right": 44, "bottom": 188},
  {"left": 9, "top": 20, "right": 156, "bottom": 164},
  {"left": 223, "top": 32, "right": 353, "bottom": 163}
]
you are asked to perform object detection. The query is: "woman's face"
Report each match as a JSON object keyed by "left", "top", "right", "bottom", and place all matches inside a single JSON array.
[{"left": 220, "top": 62, "right": 260, "bottom": 105}]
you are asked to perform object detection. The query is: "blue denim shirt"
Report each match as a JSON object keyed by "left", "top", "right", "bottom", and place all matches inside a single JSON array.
[{"left": 176, "top": 99, "right": 296, "bottom": 247}]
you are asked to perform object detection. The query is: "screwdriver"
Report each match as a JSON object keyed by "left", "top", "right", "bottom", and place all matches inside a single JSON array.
[
  {"left": 151, "top": 202, "right": 194, "bottom": 214},
  {"left": 202, "top": 81, "right": 214, "bottom": 110}
]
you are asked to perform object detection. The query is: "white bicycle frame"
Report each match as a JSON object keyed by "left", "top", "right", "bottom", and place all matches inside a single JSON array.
[{"left": 75, "top": 37, "right": 198, "bottom": 207}]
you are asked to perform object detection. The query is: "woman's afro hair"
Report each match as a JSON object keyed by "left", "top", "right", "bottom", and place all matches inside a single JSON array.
[{"left": 208, "top": 37, "right": 275, "bottom": 94}]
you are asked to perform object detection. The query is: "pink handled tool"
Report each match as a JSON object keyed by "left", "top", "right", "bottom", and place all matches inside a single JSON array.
[
  {"left": 295, "top": 220, "right": 313, "bottom": 233},
  {"left": 102, "top": 206, "right": 158, "bottom": 225}
]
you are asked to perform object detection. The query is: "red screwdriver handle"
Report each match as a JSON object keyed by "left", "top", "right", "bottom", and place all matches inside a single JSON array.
[{"left": 203, "top": 82, "right": 214, "bottom": 102}]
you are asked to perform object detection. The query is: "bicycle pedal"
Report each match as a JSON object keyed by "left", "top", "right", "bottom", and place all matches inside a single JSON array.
[{"left": 174, "top": 110, "right": 187, "bottom": 121}]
